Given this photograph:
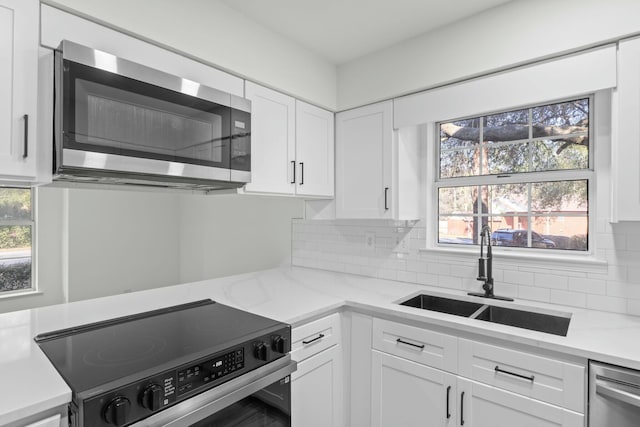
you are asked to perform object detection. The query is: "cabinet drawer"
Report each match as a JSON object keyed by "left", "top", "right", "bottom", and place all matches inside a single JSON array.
[
  {"left": 372, "top": 318, "right": 457, "bottom": 373},
  {"left": 458, "top": 338, "right": 585, "bottom": 413},
  {"left": 292, "top": 313, "right": 341, "bottom": 362}
]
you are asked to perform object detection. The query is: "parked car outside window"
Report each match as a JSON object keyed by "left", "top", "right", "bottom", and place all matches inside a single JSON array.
[{"left": 491, "top": 229, "right": 556, "bottom": 249}]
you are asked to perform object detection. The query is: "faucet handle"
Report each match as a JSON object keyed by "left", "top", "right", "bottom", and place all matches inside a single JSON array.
[{"left": 477, "top": 257, "right": 487, "bottom": 281}]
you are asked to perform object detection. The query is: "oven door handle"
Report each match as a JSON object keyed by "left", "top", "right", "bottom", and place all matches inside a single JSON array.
[{"left": 133, "top": 356, "right": 297, "bottom": 426}]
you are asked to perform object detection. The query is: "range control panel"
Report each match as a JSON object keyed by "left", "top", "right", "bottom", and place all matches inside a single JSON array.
[{"left": 177, "top": 348, "right": 244, "bottom": 396}]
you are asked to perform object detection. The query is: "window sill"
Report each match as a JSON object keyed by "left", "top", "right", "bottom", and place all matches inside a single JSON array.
[
  {"left": 419, "top": 245, "right": 607, "bottom": 272},
  {"left": 0, "top": 290, "right": 43, "bottom": 300}
]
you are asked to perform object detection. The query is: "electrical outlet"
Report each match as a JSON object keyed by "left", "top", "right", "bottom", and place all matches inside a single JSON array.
[{"left": 364, "top": 232, "right": 376, "bottom": 252}]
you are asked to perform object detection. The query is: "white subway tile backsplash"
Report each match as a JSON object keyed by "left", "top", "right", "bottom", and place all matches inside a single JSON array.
[
  {"left": 397, "top": 270, "right": 418, "bottom": 283},
  {"left": 503, "top": 269, "right": 535, "bottom": 286},
  {"left": 628, "top": 267, "right": 640, "bottom": 284},
  {"left": 416, "top": 273, "right": 438, "bottom": 286},
  {"left": 568, "top": 277, "right": 607, "bottom": 295},
  {"left": 550, "top": 290, "right": 587, "bottom": 308},
  {"left": 518, "top": 286, "right": 551, "bottom": 303},
  {"left": 378, "top": 268, "right": 397, "bottom": 281},
  {"left": 426, "top": 262, "right": 450, "bottom": 275},
  {"left": 438, "top": 274, "right": 463, "bottom": 289},
  {"left": 291, "top": 219, "right": 640, "bottom": 317},
  {"left": 587, "top": 295, "right": 628, "bottom": 314},
  {"left": 606, "top": 281, "right": 640, "bottom": 299},
  {"left": 533, "top": 273, "right": 569, "bottom": 290},
  {"left": 627, "top": 299, "right": 640, "bottom": 316}
]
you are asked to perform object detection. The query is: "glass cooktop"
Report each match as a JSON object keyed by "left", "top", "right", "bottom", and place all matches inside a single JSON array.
[{"left": 35, "top": 300, "right": 283, "bottom": 393}]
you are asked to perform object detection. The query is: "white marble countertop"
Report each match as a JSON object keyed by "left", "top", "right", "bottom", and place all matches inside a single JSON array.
[{"left": 2, "top": 266, "right": 640, "bottom": 424}]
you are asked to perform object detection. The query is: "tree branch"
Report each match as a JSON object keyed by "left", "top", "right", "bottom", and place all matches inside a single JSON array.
[{"left": 441, "top": 122, "right": 589, "bottom": 153}]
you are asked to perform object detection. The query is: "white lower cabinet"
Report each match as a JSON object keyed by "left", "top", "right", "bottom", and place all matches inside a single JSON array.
[
  {"left": 457, "top": 377, "right": 584, "bottom": 427},
  {"left": 292, "top": 344, "right": 343, "bottom": 427},
  {"left": 291, "top": 313, "right": 344, "bottom": 427},
  {"left": 371, "top": 350, "right": 457, "bottom": 427},
  {"left": 363, "top": 317, "right": 586, "bottom": 427}
]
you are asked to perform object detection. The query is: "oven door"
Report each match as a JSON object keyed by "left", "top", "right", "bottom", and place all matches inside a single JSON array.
[
  {"left": 55, "top": 41, "right": 235, "bottom": 181},
  {"left": 134, "top": 356, "right": 296, "bottom": 427}
]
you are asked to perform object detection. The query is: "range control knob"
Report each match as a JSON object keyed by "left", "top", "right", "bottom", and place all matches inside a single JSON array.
[
  {"left": 140, "top": 383, "right": 163, "bottom": 411},
  {"left": 272, "top": 335, "right": 288, "bottom": 354},
  {"left": 103, "top": 396, "right": 131, "bottom": 427},
  {"left": 254, "top": 342, "right": 270, "bottom": 361}
]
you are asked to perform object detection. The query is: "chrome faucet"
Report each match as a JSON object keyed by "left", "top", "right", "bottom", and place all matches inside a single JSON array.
[{"left": 468, "top": 225, "right": 513, "bottom": 301}]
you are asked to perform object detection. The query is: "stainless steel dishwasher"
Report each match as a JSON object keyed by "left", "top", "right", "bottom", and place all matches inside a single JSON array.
[{"left": 589, "top": 361, "right": 640, "bottom": 427}]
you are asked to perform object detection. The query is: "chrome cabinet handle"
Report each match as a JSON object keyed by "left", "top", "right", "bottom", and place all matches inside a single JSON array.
[
  {"left": 495, "top": 365, "right": 535, "bottom": 382},
  {"left": 302, "top": 333, "right": 324, "bottom": 345},
  {"left": 396, "top": 338, "right": 425, "bottom": 349},
  {"left": 446, "top": 385, "right": 451, "bottom": 419},
  {"left": 291, "top": 160, "right": 296, "bottom": 184},
  {"left": 23, "top": 114, "right": 29, "bottom": 158}
]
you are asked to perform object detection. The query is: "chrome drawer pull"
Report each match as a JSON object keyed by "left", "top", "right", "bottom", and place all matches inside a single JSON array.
[
  {"left": 302, "top": 333, "right": 324, "bottom": 345},
  {"left": 396, "top": 338, "right": 425, "bottom": 349},
  {"left": 495, "top": 365, "right": 535, "bottom": 382}
]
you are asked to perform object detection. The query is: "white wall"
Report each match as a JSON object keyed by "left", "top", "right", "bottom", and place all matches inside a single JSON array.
[
  {"left": 44, "top": 0, "right": 337, "bottom": 110},
  {"left": 65, "top": 188, "right": 182, "bottom": 302},
  {"left": 0, "top": 188, "right": 304, "bottom": 313},
  {"left": 178, "top": 194, "right": 304, "bottom": 283},
  {"left": 337, "top": 0, "right": 640, "bottom": 110}
]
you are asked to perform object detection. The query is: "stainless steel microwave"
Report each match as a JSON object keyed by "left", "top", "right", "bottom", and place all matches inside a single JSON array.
[{"left": 53, "top": 40, "right": 251, "bottom": 191}]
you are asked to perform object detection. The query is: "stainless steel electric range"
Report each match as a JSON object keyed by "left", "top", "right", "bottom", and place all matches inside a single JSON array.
[{"left": 35, "top": 299, "right": 296, "bottom": 427}]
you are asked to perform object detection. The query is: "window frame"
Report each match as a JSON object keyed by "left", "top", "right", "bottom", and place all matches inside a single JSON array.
[
  {"left": 0, "top": 187, "right": 36, "bottom": 297},
  {"left": 431, "top": 94, "right": 596, "bottom": 255}
]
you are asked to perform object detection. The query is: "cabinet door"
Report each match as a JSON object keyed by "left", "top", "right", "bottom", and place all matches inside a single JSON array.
[
  {"left": 295, "top": 100, "right": 334, "bottom": 198},
  {"left": 457, "top": 377, "right": 584, "bottom": 427},
  {"left": 371, "top": 350, "right": 457, "bottom": 427},
  {"left": 336, "top": 101, "right": 392, "bottom": 218},
  {"left": 244, "top": 82, "right": 296, "bottom": 195},
  {"left": 0, "top": 0, "right": 38, "bottom": 180},
  {"left": 613, "top": 36, "right": 640, "bottom": 221},
  {"left": 292, "top": 345, "right": 343, "bottom": 427}
]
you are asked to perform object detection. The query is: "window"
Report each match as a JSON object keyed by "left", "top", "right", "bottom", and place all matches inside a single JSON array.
[
  {"left": 437, "top": 98, "right": 591, "bottom": 251},
  {"left": 0, "top": 188, "right": 34, "bottom": 293}
]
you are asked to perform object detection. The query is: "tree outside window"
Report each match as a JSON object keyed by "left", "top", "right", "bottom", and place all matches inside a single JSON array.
[
  {"left": 437, "top": 98, "right": 590, "bottom": 251},
  {"left": 0, "top": 188, "right": 33, "bottom": 292}
]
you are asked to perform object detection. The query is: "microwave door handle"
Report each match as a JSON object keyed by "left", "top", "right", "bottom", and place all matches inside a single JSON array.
[{"left": 596, "top": 380, "right": 640, "bottom": 408}]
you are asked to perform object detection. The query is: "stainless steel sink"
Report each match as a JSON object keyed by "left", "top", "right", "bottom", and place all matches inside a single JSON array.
[
  {"left": 399, "top": 294, "right": 485, "bottom": 317},
  {"left": 398, "top": 293, "right": 571, "bottom": 336},
  {"left": 474, "top": 305, "right": 570, "bottom": 336}
]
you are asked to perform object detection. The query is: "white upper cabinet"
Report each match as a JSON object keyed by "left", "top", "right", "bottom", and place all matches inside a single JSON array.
[
  {"left": 295, "top": 100, "right": 334, "bottom": 198},
  {"left": 613, "top": 36, "right": 640, "bottom": 221},
  {"left": 244, "top": 82, "right": 334, "bottom": 198},
  {"left": 336, "top": 101, "right": 393, "bottom": 218},
  {"left": 336, "top": 100, "right": 420, "bottom": 219},
  {"left": 244, "top": 82, "right": 296, "bottom": 194},
  {"left": 0, "top": 0, "right": 39, "bottom": 182}
]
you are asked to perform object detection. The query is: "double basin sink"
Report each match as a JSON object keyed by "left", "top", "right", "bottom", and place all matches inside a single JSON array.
[{"left": 399, "top": 293, "right": 571, "bottom": 336}]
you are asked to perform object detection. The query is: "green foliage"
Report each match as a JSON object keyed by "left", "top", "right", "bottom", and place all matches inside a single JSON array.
[
  {"left": 0, "top": 188, "right": 31, "bottom": 220},
  {"left": 0, "top": 226, "right": 31, "bottom": 249},
  {"left": 0, "top": 262, "right": 31, "bottom": 291}
]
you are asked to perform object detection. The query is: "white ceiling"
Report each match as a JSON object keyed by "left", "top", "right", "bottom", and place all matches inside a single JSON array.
[{"left": 220, "top": 0, "right": 513, "bottom": 64}]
